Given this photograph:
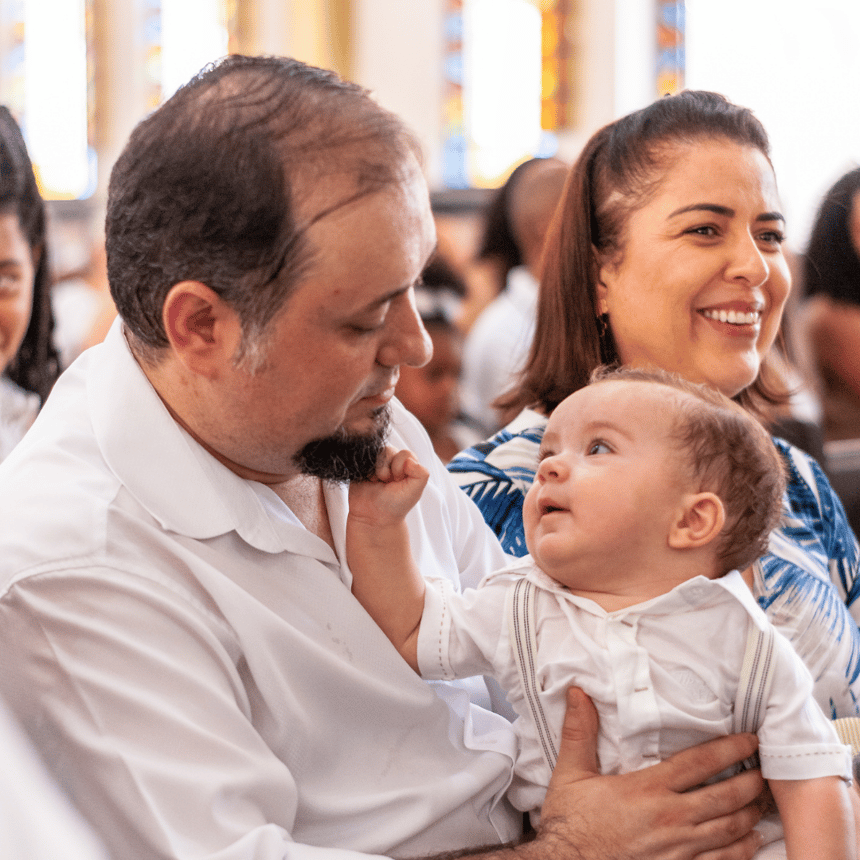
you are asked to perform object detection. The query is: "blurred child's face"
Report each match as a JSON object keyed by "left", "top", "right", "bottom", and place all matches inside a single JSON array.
[
  {"left": 395, "top": 323, "right": 462, "bottom": 435},
  {"left": 0, "top": 212, "right": 36, "bottom": 376},
  {"left": 523, "top": 380, "right": 695, "bottom": 594}
]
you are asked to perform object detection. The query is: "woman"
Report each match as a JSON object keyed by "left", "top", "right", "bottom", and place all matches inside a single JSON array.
[
  {"left": 801, "top": 166, "right": 860, "bottom": 442},
  {"left": 0, "top": 106, "right": 59, "bottom": 461},
  {"left": 448, "top": 90, "right": 860, "bottom": 719}
]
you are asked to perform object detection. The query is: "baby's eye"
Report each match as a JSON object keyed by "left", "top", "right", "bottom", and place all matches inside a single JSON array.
[{"left": 587, "top": 440, "right": 611, "bottom": 455}]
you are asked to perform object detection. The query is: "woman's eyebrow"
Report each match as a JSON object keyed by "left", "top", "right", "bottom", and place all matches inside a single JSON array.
[{"left": 668, "top": 202, "right": 784, "bottom": 223}]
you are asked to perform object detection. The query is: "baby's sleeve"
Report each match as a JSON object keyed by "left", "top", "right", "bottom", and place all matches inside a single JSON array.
[
  {"left": 416, "top": 579, "right": 508, "bottom": 682},
  {"left": 757, "top": 625, "right": 853, "bottom": 782}
]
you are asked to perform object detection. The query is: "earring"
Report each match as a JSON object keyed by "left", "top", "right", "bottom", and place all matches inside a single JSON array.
[{"left": 597, "top": 313, "right": 609, "bottom": 338}]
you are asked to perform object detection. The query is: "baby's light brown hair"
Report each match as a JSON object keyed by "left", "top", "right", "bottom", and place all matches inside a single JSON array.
[{"left": 590, "top": 366, "right": 787, "bottom": 575}]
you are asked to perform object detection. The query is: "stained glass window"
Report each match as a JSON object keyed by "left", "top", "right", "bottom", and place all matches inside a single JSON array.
[
  {"left": 657, "top": 0, "right": 685, "bottom": 97},
  {"left": 0, "top": 0, "right": 95, "bottom": 200},
  {"left": 443, "top": 0, "right": 573, "bottom": 190}
]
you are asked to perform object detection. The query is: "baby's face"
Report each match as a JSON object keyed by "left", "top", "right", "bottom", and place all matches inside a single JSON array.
[{"left": 523, "top": 380, "right": 695, "bottom": 592}]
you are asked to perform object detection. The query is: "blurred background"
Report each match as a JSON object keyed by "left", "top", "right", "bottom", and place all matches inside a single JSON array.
[{"left": 2, "top": 0, "right": 857, "bottom": 269}]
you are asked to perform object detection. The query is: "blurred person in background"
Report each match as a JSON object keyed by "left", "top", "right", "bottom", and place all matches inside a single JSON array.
[
  {"left": 0, "top": 105, "right": 60, "bottom": 461},
  {"left": 460, "top": 156, "right": 568, "bottom": 433},
  {"left": 800, "top": 166, "right": 860, "bottom": 442}
]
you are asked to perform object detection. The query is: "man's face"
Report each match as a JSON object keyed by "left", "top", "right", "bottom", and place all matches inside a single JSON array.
[{"left": 209, "top": 165, "right": 436, "bottom": 484}]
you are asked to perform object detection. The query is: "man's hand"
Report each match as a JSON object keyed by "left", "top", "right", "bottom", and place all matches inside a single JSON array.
[{"left": 530, "top": 688, "right": 766, "bottom": 860}]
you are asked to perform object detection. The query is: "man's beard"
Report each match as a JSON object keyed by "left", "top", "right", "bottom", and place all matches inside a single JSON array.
[{"left": 293, "top": 407, "right": 390, "bottom": 483}]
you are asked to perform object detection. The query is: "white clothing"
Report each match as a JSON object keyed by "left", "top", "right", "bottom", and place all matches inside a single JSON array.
[
  {"left": 0, "top": 696, "right": 109, "bottom": 860},
  {"left": 461, "top": 266, "right": 538, "bottom": 434},
  {"left": 417, "top": 560, "right": 852, "bottom": 817},
  {"left": 0, "top": 375, "right": 38, "bottom": 462},
  {"left": 0, "top": 322, "right": 520, "bottom": 860}
]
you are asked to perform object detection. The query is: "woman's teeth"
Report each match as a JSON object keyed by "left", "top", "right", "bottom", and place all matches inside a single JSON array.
[{"left": 701, "top": 309, "right": 759, "bottom": 325}]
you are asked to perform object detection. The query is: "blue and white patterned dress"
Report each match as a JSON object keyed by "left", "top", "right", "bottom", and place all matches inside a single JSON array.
[{"left": 448, "top": 408, "right": 860, "bottom": 719}]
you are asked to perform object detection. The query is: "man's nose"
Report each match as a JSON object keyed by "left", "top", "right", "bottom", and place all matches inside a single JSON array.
[{"left": 377, "top": 292, "right": 432, "bottom": 369}]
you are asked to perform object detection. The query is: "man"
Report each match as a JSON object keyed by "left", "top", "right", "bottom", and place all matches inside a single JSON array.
[{"left": 0, "top": 56, "right": 765, "bottom": 860}]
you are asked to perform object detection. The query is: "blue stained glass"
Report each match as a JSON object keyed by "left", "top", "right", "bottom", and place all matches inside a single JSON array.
[
  {"left": 535, "top": 132, "right": 559, "bottom": 159},
  {"left": 444, "top": 51, "right": 463, "bottom": 84},
  {"left": 657, "top": 46, "right": 685, "bottom": 69},
  {"left": 442, "top": 135, "right": 468, "bottom": 189},
  {"left": 444, "top": 12, "right": 463, "bottom": 41},
  {"left": 659, "top": 1, "right": 686, "bottom": 30}
]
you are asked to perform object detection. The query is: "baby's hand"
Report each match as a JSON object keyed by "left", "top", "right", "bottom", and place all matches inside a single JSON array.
[{"left": 348, "top": 446, "right": 430, "bottom": 528}]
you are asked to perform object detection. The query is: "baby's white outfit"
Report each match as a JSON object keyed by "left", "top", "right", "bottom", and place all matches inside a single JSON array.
[{"left": 417, "top": 558, "right": 852, "bottom": 857}]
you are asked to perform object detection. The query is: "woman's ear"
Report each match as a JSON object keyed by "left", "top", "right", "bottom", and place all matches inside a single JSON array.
[
  {"left": 668, "top": 492, "right": 726, "bottom": 550},
  {"left": 592, "top": 244, "right": 611, "bottom": 316},
  {"left": 161, "top": 281, "right": 242, "bottom": 378}
]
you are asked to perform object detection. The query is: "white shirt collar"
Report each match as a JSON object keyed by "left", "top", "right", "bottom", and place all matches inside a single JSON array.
[
  {"left": 490, "top": 556, "right": 760, "bottom": 619},
  {"left": 88, "top": 320, "right": 339, "bottom": 562}
]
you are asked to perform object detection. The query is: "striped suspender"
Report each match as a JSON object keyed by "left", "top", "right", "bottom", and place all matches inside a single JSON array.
[
  {"left": 509, "top": 576, "right": 776, "bottom": 776},
  {"left": 508, "top": 578, "right": 559, "bottom": 771},
  {"left": 734, "top": 622, "right": 777, "bottom": 770}
]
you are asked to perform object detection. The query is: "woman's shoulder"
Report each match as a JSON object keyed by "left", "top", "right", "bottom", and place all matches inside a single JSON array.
[{"left": 448, "top": 408, "right": 547, "bottom": 481}]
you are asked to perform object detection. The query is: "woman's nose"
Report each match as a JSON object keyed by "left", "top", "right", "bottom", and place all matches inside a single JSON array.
[{"left": 726, "top": 232, "right": 769, "bottom": 287}]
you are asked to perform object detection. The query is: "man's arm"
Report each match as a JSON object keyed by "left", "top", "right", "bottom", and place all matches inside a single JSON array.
[
  {"left": 347, "top": 447, "right": 429, "bottom": 669},
  {"left": 770, "top": 776, "right": 856, "bottom": 859}
]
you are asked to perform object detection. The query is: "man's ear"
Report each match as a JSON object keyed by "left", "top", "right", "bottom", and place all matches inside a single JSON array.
[
  {"left": 668, "top": 492, "right": 726, "bottom": 550},
  {"left": 161, "top": 281, "right": 242, "bottom": 378}
]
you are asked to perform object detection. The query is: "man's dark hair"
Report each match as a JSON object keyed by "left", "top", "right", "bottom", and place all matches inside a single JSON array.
[{"left": 105, "top": 55, "right": 421, "bottom": 363}]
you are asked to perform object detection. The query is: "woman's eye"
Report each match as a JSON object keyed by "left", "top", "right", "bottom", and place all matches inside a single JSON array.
[
  {"left": 0, "top": 273, "right": 22, "bottom": 296},
  {"left": 758, "top": 229, "right": 786, "bottom": 246},
  {"left": 587, "top": 441, "right": 611, "bottom": 455},
  {"left": 687, "top": 225, "right": 718, "bottom": 237}
]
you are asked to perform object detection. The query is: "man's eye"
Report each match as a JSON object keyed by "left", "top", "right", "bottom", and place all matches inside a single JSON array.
[
  {"left": 587, "top": 441, "right": 610, "bottom": 455},
  {"left": 349, "top": 320, "right": 385, "bottom": 334}
]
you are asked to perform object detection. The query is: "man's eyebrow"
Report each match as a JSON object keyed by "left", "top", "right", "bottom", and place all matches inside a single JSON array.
[
  {"left": 667, "top": 203, "right": 785, "bottom": 223},
  {"left": 358, "top": 242, "right": 439, "bottom": 312},
  {"left": 361, "top": 285, "right": 411, "bottom": 311}
]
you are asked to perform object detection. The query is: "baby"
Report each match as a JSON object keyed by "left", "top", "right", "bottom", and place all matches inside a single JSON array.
[{"left": 347, "top": 366, "right": 855, "bottom": 860}]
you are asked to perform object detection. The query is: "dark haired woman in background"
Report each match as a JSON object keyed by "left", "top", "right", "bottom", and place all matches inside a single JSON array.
[
  {"left": 0, "top": 106, "right": 59, "bottom": 461},
  {"left": 801, "top": 167, "right": 860, "bottom": 442}
]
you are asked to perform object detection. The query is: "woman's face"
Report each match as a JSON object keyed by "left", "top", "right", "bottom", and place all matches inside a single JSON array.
[
  {"left": 0, "top": 211, "right": 36, "bottom": 376},
  {"left": 595, "top": 140, "right": 790, "bottom": 398}
]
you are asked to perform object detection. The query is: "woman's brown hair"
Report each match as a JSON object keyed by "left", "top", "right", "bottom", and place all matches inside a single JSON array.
[{"left": 498, "top": 90, "right": 788, "bottom": 419}]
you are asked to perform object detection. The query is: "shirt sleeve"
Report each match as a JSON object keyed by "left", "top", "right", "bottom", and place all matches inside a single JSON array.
[
  {"left": 0, "top": 695, "right": 110, "bottom": 860},
  {"left": 417, "top": 580, "right": 509, "bottom": 682},
  {"left": 0, "top": 569, "right": 389, "bottom": 860},
  {"left": 757, "top": 624, "right": 854, "bottom": 782}
]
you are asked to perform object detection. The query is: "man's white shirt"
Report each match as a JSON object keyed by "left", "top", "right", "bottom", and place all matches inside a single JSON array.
[{"left": 0, "top": 321, "right": 520, "bottom": 860}]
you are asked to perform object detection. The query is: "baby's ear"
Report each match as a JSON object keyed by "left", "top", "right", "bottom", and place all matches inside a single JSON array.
[{"left": 668, "top": 492, "right": 726, "bottom": 549}]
